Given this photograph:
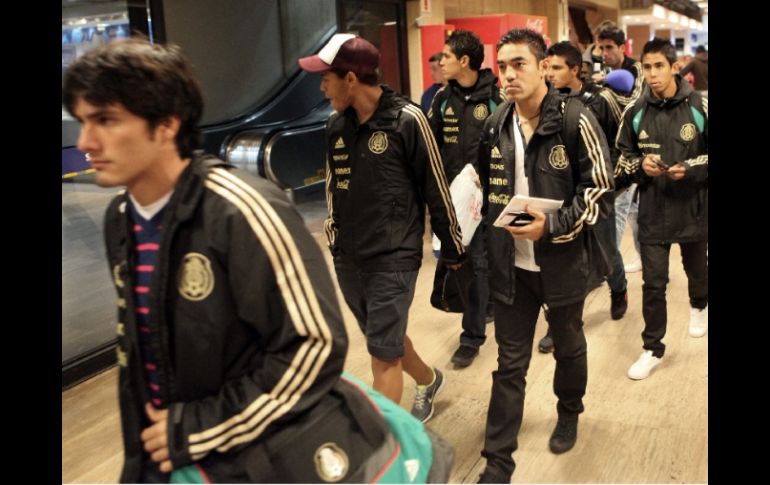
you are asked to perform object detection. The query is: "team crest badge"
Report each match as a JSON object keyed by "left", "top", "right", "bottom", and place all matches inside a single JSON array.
[
  {"left": 680, "top": 123, "right": 696, "bottom": 141},
  {"left": 178, "top": 253, "right": 214, "bottom": 301},
  {"left": 368, "top": 131, "right": 388, "bottom": 154},
  {"left": 549, "top": 145, "right": 568, "bottom": 170},
  {"left": 314, "top": 442, "right": 349, "bottom": 482},
  {"left": 473, "top": 103, "right": 489, "bottom": 120}
]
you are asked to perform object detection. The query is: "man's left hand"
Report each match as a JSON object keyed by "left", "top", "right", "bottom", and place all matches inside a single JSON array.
[
  {"left": 504, "top": 206, "right": 546, "bottom": 241},
  {"left": 667, "top": 162, "right": 686, "bottom": 181},
  {"left": 141, "top": 403, "right": 173, "bottom": 473}
]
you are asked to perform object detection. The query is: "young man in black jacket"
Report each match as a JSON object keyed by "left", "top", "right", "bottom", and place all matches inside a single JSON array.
[
  {"left": 63, "top": 38, "right": 451, "bottom": 483},
  {"left": 476, "top": 29, "right": 614, "bottom": 483},
  {"left": 594, "top": 25, "right": 644, "bottom": 105},
  {"left": 536, "top": 41, "right": 629, "bottom": 353},
  {"left": 428, "top": 30, "right": 505, "bottom": 368},
  {"left": 299, "top": 34, "right": 465, "bottom": 423},
  {"left": 615, "top": 38, "right": 708, "bottom": 381}
]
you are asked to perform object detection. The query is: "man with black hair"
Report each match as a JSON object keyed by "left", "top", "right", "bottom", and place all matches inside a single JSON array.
[
  {"left": 679, "top": 45, "right": 708, "bottom": 94},
  {"left": 615, "top": 38, "right": 708, "bottom": 381},
  {"left": 299, "top": 34, "right": 466, "bottom": 423},
  {"left": 595, "top": 25, "right": 644, "bottom": 104},
  {"left": 421, "top": 52, "right": 447, "bottom": 113},
  {"left": 476, "top": 29, "right": 613, "bottom": 483},
  {"left": 595, "top": 24, "right": 646, "bottom": 276},
  {"left": 535, "top": 41, "right": 628, "bottom": 354},
  {"left": 428, "top": 29, "right": 505, "bottom": 368},
  {"left": 63, "top": 37, "right": 452, "bottom": 483}
]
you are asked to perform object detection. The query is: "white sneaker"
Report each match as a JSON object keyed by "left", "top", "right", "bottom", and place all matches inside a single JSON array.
[
  {"left": 627, "top": 350, "right": 662, "bottom": 380},
  {"left": 624, "top": 258, "right": 642, "bottom": 273},
  {"left": 689, "top": 306, "right": 708, "bottom": 338}
]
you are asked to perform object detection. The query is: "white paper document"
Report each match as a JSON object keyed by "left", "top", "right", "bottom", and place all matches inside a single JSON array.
[{"left": 492, "top": 195, "right": 564, "bottom": 227}]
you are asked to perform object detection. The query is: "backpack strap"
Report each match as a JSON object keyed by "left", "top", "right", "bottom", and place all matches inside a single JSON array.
[
  {"left": 631, "top": 105, "right": 646, "bottom": 135},
  {"left": 561, "top": 95, "right": 582, "bottom": 184},
  {"left": 687, "top": 91, "right": 706, "bottom": 134}
]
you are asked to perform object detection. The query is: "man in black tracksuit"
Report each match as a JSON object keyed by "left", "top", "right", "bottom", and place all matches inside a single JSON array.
[
  {"left": 299, "top": 34, "right": 465, "bottom": 423},
  {"left": 594, "top": 25, "right": 645, "bottom": 106},
  {"left": 428, "top": 30, "right": 505, "bottom": 368},
  {"left": 536, "top": 41, "right": 629, "bottom": 354},
  {"left": 476, "top": 30, "right": 613, "bottom": 483},
  {"left": 616, "top": 38, "right": 708, "bottom": 381},
  {"left": 64, "top": 38, "right": 451, "bottom": 483}
]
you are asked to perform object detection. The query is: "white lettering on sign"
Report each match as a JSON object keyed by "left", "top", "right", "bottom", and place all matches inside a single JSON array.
[{"left": 526, "top": 18, "right": 544, "bottom": 33}]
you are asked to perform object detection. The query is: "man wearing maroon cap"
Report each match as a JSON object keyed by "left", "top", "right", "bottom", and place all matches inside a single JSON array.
[{"left": 299, "top": 34, "right": 466, "bottom": 423}]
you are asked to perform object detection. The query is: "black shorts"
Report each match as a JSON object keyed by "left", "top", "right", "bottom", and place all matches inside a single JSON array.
[{"left": 334, "top": 266, "right": 418, "bottom": 360}]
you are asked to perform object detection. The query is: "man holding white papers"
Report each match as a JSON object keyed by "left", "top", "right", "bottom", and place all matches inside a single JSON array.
[
  {"left": 475, "top": 29, "right": 613, "bottom": 483},
  {"left": 428, "top": 30, "right": 505, "bottom": 368}
]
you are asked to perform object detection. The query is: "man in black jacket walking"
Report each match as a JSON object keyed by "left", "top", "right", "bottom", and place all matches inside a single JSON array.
[
  {"left": 476, "top": 29, "right": 614, "bottom": 483},
  {"left": 536, "top": 41, "right": 629, "bottom": 353},
  {"left": 616, "top": 38, "right": 708, "bottom": 381},
  {"left": 428, "top": 30, "right": 505, "bottom": 368},
  {"left": 299, "top": 34, "right": 465, "bottom": 423},
  {"left": 63, "top": 38, "right": 450, "bottom": 483}
]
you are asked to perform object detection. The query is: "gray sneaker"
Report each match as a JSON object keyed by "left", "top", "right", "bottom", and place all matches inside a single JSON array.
[{"left": 411, "top": 368, "right": 445, "bottom": 423}]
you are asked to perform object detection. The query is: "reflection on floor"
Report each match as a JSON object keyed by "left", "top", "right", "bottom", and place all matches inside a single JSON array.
[{"left": 62, "top": 183, "right": 122, "bottom": 364}]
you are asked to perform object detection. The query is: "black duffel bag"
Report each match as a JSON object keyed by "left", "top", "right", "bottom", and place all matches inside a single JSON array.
[{"left": 430, "top": 259, "right": 474, "bottom": 313}]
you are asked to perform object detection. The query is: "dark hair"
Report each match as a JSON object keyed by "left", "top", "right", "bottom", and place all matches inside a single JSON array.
[
  {"left": 642, "top": 37, "right": 677, "bottom": 65},
  {"left": 329, "top": 67, "right": 379, "bottom": 86},
  {"left": 695, "top": 45, "right": 706, "bottom": 54},
  {"left": 593, "top": 20, "right": 616, "bottom": 37},
  {"left": 496, "top": 28, "right": 547, "bottom": 61},
  {"left": 597, "top": 26, "right": 626, "bottom": 47},
  {"left": 62, "top": 38, "right": 203, "bottom": 158},
  {"left": 428, "top": 52, "right": 443, "bottom": 63},
  {"left": 547, "top": 41, "right": 582, "bottom": 69},
  {"left": 446, "top": 30, "right": 484, "bottom": 70}
]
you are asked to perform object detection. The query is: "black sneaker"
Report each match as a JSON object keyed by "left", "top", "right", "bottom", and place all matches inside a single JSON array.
[
  {"left": 549, "top": 416, "right": 578, "bottom": 454},
  {"left": 610, "top": 289, "right": 628, "bottom": 320},
  {"left": 451, "top": 344, "right": 479, "bottom": 367},
  {"left": 538, "top": 332, "right": 554, "bottom": 353},
  {"left": 478, "top": 469, "right": 510, "bottom": 483}
]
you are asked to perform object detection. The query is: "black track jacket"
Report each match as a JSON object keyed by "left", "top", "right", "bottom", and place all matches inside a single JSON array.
[
  {"left": 478, "top": 86, "right": 614, "bottom": 307},
  {"left": 324, "top": 85, "right": 465, "bottom": 271}
]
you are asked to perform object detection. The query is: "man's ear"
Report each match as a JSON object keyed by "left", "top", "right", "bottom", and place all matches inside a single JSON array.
[
  {"left": 158, "top": 116, "right": 181, "bottom": 143},
  {"left": 460, "top": 54, "right": 470, "bottom": 68},
  {"left": 538, "top": 58, "right": 548, "bottom": 76},
  {"left": 672, "top": 61, "right": 680, "bottom": 72}
]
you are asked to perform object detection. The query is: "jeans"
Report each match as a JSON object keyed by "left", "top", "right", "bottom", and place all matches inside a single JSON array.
[
  {"left": 460, "top": 224, "right": 489, "bottom": 349},
  {"left": 482, "top": 269, "right": 586, "bottom": 478},
  {"left": 614, "top": 184, "right": 640, "bottom": 256},
  {"left": 639, "top": 241, "right": 708, "bottom": 357}
]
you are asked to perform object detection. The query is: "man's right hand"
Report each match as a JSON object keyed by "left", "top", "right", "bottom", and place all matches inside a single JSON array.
[{"left": 642, "top": 154, "right": 667, "bottom": 177}]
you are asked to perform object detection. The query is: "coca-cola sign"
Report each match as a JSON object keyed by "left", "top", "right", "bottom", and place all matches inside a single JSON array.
[{"left": 526, "top": 18, "right": 544, "bottom": 33}]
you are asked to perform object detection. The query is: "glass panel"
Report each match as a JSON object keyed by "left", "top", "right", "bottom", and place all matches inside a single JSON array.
[
  {"left": 280, "top": 0, "right": 337, "bottom": 78},
  {"left": 342, "top": 0, "right": 403, "bottom": 93},
  {"left": 62, "top": 1, "right": 130, "bottom": 375}
]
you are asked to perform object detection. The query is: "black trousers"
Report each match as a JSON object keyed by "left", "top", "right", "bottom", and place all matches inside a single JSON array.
[
  {"left": 482, "top": 269, "right": 587, "bottom": 478},
  {"left": 640, "top": 241, "right": 708, "bottom": 357}
]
